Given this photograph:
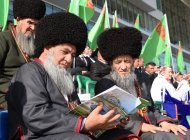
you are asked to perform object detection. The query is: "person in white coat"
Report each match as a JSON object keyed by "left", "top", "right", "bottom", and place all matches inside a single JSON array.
[
  {"left": 176, "top": 76, "right": 190, "bottom": 104},
  {"left": 151, "top": 66, "right": 181, "bottom": 102}
]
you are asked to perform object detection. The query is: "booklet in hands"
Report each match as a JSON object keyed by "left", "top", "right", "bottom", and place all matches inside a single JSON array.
[{"left": 71, "top": 85, "right": 149, "bottom": 137}]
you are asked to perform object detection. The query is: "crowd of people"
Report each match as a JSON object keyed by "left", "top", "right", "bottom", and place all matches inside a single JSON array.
[{"left": 0, "top": 0, "right": 190, "bottom": 140}]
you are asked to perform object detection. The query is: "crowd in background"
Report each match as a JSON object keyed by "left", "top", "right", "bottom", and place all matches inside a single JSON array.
[{"left": 0, "top": 0, "right": 190, "bottom": 140}]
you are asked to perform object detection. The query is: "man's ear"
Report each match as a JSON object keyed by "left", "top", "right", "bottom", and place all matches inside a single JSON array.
[
  {"left": 16, "top": 17, "right": 23, "bottom": 25},
  {"left": 16, "top": 17, "right": 21, "bottom": 22},
  {"left": 44, "top": 46, "right": 53, "bottom": 55},
  {"left": 44, "top": 47, "right": 49, "bottom": 53}
]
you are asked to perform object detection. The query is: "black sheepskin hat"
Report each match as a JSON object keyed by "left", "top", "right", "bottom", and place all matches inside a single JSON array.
[
  {"left": 97, "top": 27, "right": 142, "bottom": 62},
  {"left": 13, "top": 0, "right": 46, "bottom": 20},
  {"left": 34, "top": 12, "right": 88, "bottom": 57}
]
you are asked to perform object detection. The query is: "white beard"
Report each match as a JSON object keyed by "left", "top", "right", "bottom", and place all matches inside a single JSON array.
[
  {"left": 15, "top": 29, "right": 35, "bottom": 57},
  {"left": 110, "top": 70, "right": 137, "bottom": 97},
  {"left": 43, "top": 54, "right": 75, "bottom": 98}
]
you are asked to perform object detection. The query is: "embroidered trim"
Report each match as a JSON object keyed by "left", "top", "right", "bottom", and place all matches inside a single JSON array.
[
  {"left": 136, "top": 122, "right": 143, "bottom": 136},
  {"left": 34, "top": 58, "right": 43, "bottom": 64},
  {"left": 18, "top": 126, "right": 25, "bottom": 140},
  {"left": 112, "top": 134, "right": 140, "bottom": 140},
  {"left": 134, "top": 79, "right": 141, "bottom": 97},
  {"left": 10, "top": 27, "right": 30, "bottom": 63},
  {"left": 157, "top": 118, "right": 173, "bottom": 124},
  {"left": 75, "top": 116, "right": 84, "bottom": 133}
]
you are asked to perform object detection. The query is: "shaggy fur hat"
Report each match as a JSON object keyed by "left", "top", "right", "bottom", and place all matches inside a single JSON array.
[
  {"left": 34, "top": 12, "right": 88, "bottom": 57},
  {"left": 13, "top": 0, "right": 46, "bottom": 20},
  {"left": 97, "top": 27, "right": 142, "bottom": 62}
]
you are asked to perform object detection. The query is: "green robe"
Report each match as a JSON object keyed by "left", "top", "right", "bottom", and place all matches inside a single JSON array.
[{"left": 0, "top": 30, "right": 26, "bottom": 94}]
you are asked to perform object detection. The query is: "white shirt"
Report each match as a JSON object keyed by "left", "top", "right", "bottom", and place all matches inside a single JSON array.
[
  {"left": 151, "top": 74, "right": 181, "bottom": 102},
  {"left": 176, "top": 80, "right": 190, "bottom": 103}
]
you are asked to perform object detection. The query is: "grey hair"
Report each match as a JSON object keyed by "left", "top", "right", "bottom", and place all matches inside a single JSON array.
[
  {"left": 16, "top": 28, "right": 35, "bottom": 57},
  {"left": 43, "top": 53, "right": 75, "bottom": 97}
]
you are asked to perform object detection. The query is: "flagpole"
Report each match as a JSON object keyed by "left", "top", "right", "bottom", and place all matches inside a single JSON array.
[
  {"left": 164, "top": 14, "right": 175, "bottom": 73},
  {"left": 84, "top": 4, "right": 87, "bottom": 24}
]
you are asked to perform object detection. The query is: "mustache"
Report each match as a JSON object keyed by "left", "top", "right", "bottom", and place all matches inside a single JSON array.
[{"left": 26, "top": 28, "right": 34, "bottom": 34}]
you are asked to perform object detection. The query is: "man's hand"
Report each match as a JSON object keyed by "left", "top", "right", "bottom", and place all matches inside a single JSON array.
[
  {"left": 159, "top": 121, "right": 188, "bottom": 135},
  {"left": 116, "top": 117, "right": 130, "bottom": 129},
  {"left": 81, "top": 71, "right": 88, "bottom": 75},
  {"left": 141, "top": 123, "right": 164, "bottom": 133},
  {"left": 83, "top": 102, "right": 121, "bottom": 132}
]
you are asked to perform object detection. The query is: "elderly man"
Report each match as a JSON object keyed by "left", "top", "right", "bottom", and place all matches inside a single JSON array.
[
  {"left": 6, "top": 12, "right": 137, "bottom": 140},
  {"left": 0, "top": 0, "right": 46, "bottom": 107},
  {"left": 95, "top": 27, "right": 190, "bottom": 140}
]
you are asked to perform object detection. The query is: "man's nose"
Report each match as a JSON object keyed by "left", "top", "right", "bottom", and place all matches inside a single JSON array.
[
  {"left": 121, "top": 63, "right": 127, "bottom": 70},
  {"left": 65, "top": 54, "right": 73, "bottom": 64},
  {"left": 30, "top": 24, "right": 36, "bottom": 31}
]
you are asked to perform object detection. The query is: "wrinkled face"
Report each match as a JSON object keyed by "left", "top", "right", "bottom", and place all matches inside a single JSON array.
[
  {"left": 45, "top": 43, "right": 76, "bottom": 69},
  {"left": 112, "top": 55, "right": 133, "bottom": 77},
  {"left": 16, "top": 18, "right": 38, "bottom": 37}
]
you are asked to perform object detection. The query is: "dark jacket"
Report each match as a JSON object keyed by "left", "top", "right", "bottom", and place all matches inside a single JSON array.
[
  {"left": 6, "top": 61, "right": 84, "bottom": 140},
  {"left": 95, "top": 76, "right": 174, "bottom": 137},
  {"left": 0, "top": 30, "right": 26, "bottom": 94},
  {"left": 90, "top": 60, "right": 111, "bottom": 81},
  {"left": 71, "top": 55, "right": 95, "bottom": 76},
  {"left": 137, "top": 71, "right": 155, "bottom": 106}
]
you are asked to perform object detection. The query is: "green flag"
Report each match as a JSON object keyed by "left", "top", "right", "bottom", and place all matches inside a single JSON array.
[
  {"left": 88, "top": 1, "right": 110, "bottom": 50},
  {"left": 13, "top": 19, "right": 17, "bottom": 25},
  {"left": 112, "top": 10, "right": 119, "bottom": 28},
  {"left": 164, "top": 46, "right": 172, "bottom": 66},
  {"left": 153, "top": 56, "right": 160, "bottom": 65},
  {"left": 68, "top": 0, "right": 94, "bottom": 24},
  {"left": 0, "top": 0, "right": 9, "bottom": 31},
  {"left": 134, "top": 14, "right": 140, "bottom": 30},
  {"left": 177, "top": 41, "right": 185, "bottom": 73},
  {"left": 140, "top": 14, "right": 171, "bottom": 64}
]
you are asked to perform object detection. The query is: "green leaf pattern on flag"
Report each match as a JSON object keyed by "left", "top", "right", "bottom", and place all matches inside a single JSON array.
[{"left": 140, "top": 14, "right": 171, "bottom": 64}]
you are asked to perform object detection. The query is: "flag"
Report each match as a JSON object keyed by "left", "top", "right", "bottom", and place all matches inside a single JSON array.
[
  {"left": 134, "top": 14, "right": 140, "bottom": 30},
  {"left": 164, "top": 46, "right": 172, "bottom": 66},
  {"left": 177, "top": 41, "right": 185, "bottom": 73},
  {"left": 112, "top": 10, "right": 119, "bottom": 28},
  {"left": 13, "top": 19, "right": 17, "bottom": 25},
  {"left": 88, "top": 1, "right": 110, "bottom": 50},
  {"left": 0, "top": 0, "right": 9, "bottom": 31},
  {"left": 68, "top": 0, "right": 94, "bottom": 24},
  {"left": 153, "top": 56, "right": 160, "bottom": 66},
  {"left": 140, "top": 14, "right": 171, "bottom": 64}
]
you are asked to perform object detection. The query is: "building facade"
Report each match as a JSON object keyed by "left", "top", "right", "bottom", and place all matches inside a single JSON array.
[{"left": 8, "top": 0, "right": 190, "bottom": 72}]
